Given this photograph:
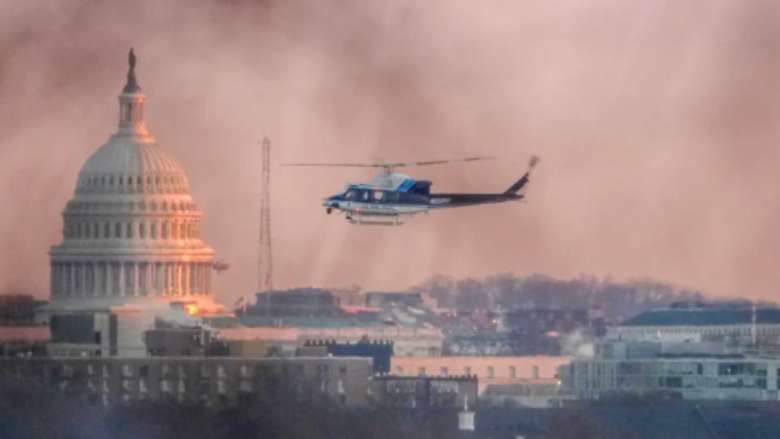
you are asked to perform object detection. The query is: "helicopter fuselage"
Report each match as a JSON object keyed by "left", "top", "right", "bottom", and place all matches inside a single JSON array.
[{"left": 321, "top": 173, "right": 526, "bottom": 225}]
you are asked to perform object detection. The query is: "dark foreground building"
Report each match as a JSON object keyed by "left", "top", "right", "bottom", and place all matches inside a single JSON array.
[{"left": 0, "top": 356, "right": 372, "bottom": 408}]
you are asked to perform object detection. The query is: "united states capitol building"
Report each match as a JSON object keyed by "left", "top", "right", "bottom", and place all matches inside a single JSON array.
[{"left": 35, "top": 49, "right": 227, "bottom": 357}]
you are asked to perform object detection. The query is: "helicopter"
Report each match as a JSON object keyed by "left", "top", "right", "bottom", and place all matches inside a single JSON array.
[{"left": 282, "top": 155, "right": 540, "bottom": 226}]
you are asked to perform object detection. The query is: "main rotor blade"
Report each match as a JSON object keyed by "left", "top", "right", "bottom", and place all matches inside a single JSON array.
[
  {"left": 280, "top": 163, "right": 384, "bottom": 168},
  {"left": 280, "top": 156, "right": 497, "bottom": 169},
  {"left": 384, "top": 156, "right": 497, "bottom": 168}
]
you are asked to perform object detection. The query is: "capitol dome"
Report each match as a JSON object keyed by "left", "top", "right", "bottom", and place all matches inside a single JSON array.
[{"left": 44, "top": 49, "right": 224, "bottom": 318}]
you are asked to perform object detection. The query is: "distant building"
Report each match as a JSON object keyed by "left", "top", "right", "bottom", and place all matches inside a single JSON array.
[
  {"left": 365, "top": 292, "right": 423, "bottom": 309},
  {"left": 247, "top": 288, "right": 340, "bottom": 317},
  {"left": 207, "top": 316, "right": 445, "bottom": 357},
  {"left": 611, "top": 306, "right": 780, "bottom": 355},
  {"left": 560, "top": 339, "right": 780, "bottom": 402},
  {"left": 304, "top": 337, "right": 393, "bottom": 373},
  {"left": 0, "top": 356, "right": 372, "bottom": 408},
  {"left": 370, "top": 374, "right": 478, "bottom": 409},
  {"left": 0, "top": 295, "right": 47, "bottom": 326},
  {"left": 390, "top": 356, "right": 570, "bottom": 395}
]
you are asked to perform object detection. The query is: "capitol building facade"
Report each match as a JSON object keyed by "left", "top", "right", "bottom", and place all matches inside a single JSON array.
[{"left": 37, "top": 50, "right": 226, "bottom": 357}]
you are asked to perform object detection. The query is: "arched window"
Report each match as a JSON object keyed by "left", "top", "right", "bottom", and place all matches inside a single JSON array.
[
  {"left": 126, "top": 223, "right": 133, "bottom": 239},
  {"left": 139, "top": 223, "right": 146, "bottom": 239},
  {"left": 151, "top": 222, "right": 157, "bottom": 239},
  {"left": 162, "top": 221, "right": 168, "bottom": 239},
  {"left": 115, "top": 223, "right": 121, "bottom": 238},
  {"left": 104, "top": 222, "right": 110, "bottom": 238},
  {"left": 172, "top": 222, "right": 178, "bottom": 240},
  {"left": 179, "top": 223, "right": 185, "bottom": 239}
]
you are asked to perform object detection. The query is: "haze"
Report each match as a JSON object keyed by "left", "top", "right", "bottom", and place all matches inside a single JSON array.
[{"left": 2, "top": 0, "right": 780, "bottom": 304}]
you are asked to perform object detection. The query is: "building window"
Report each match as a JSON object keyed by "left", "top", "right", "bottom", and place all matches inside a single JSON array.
[
  {"left": 119, "top": 177, "right": 123, "bottom": 186},
  {"left": 126, "top": 223, "right": 133, "bottom": 239},
  {"left": 441, "top": 367, "right": 448, "bottom": 377},
  {"left": 162, "top": 221, "right": 168, "bottom": 239},
  {"left": 465, "top": 367, "right": 471, "bottom": 376},
  {"left": 487, "top": 366, "right": 494, "bottom": 378},
  {"left": 139, "top": 223, "right": 146, "bottom": 239},
  {"left": 396, "top": 367, "right": 403, "bottom": 375},
  {"left": 532, "top": 366, "right": 539, "bottom": 379},
  {"left": 509, "top": 366, "right": 516, "bottom": 379},
  {"left": 419, "top": 367, "right": 426, "bottom": 376},
  {"left": 339, "top": 365, "right": 347, "bottom": 377},
  {"left": 151, "top": 222, "right": 157, "bottom": 239},
  {"left": 128, "top": 176, "right": 133, "bottom": 186},
  {"left": 172, "top": 222, "right": 178, "bottom": 240},
  {"left": 115, "top": 223, "right": 121, "bottom": 238}
]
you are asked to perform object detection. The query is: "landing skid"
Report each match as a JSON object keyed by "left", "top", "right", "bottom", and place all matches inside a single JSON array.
[{"left": 346, "top": 213, "right": 404, "bottom": 226}]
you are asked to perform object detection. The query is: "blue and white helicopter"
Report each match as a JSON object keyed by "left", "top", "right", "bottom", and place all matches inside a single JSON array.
[{"left": 283, "top": 155, "right": 540, "bottom": 226}]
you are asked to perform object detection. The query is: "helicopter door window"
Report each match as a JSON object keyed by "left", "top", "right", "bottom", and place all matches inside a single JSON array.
[
  {"left": 372, "top": 191, "right": 385, "bottom": 203},
  {"left": 359, "top": 190, "right": 370, "bottom": 201}
]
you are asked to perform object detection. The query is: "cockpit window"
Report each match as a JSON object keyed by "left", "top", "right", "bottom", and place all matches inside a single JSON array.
[{"left": 344, "top": 190, "right": 357, "bottom": 200}]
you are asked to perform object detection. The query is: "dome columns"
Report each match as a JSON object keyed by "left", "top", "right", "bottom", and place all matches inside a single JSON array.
[{"left": 50, "top": 259, "right": 213, "bottom": 298}]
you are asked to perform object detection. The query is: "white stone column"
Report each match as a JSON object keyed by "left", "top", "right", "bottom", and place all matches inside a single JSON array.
[
  {"left": 133, "top": 262, "right": 139, "bottom": 297},
  {"left": 81, "top": 263, "right": 87, "bottom": 296},
  {"left": 106, "top": 263, "right": 112, "bottom": 296},
  {"left": 175, "top": 263, "right": 182, "bottom": 296},
  {"left": 146, "top": 263, "right": 152, "bottom": 296},
  {"left": 119, "top": 263, "right": 126, "bottom": 297},
  {"left": 93, "top": 263, "right": 100, "bottom": 296},
  {"left": 69, "top": 263, "right": 76, "bottom": 297},
  {"left": 197, "top": 262, "right": 203, "bottom": 295},
  {"left": 205, "top": 265, "right": 211, "bottom": 295},
  {"left": 186, "top": 263, "right": 193, "bottom": 296},
  {"left": 64, "top": 264, "right": 69, "bottom": 296}
]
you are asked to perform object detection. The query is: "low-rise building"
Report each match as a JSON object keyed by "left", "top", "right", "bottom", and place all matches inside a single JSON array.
[
  {"left": 370, "top": 374, "right": 478, "bottom": 408},
  {"left": 0, "top": 356, "right": 373, "bottom": 408},
  {"left": 390, "top": 356, "right": 570, "bottom": 394}
]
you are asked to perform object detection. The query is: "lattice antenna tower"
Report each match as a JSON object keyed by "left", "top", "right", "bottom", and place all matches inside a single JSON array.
[{"left": 258, "top": 137, "right": 273, "bottom": 294}]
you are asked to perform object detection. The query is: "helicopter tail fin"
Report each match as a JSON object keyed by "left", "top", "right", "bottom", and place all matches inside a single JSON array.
[{"left": 504, "top": 155, "right": 540, "bottom": 194}]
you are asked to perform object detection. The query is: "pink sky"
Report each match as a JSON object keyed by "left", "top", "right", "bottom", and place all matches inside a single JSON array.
[{"left": 2, "top": 0, "right": 780, "bottom": 305}]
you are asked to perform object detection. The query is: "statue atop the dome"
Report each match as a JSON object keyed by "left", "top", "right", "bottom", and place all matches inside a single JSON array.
[{"left": 123, "top": 47, "right": 141, "bottom": 94}]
